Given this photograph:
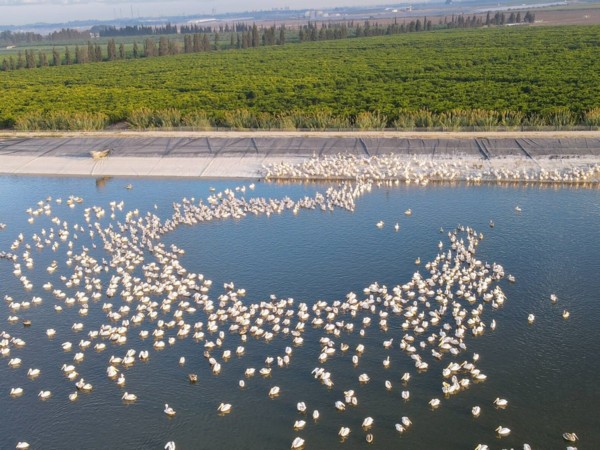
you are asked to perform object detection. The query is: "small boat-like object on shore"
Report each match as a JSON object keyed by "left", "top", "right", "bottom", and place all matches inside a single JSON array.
[{"left": 90, "top": 148, "right": 111, "bottom": 160}]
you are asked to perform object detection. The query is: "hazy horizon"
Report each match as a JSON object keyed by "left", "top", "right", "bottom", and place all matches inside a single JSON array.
[{"left": 1, "top": 0, "right": 405, "bottom": 27}]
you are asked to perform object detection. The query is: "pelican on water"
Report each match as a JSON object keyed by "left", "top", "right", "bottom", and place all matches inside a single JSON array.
[
  {"left": 164, "top": 404, "right": 176, "bottom": 416},
  {"left": 429, "top": 398, "right": 441, "bottom": 408},
  {"left": 217, "top": 403, "right": 232, "bottom": 414},
  {"left": 495, "top": 426, "right": 511, "bottom": 437},
  {"left": 338, "top": 427, "right": 351, "bottom": 438},
  {"left": 291, "top": 437, "right": 305, "bottom": 449},
  {"left": 494, "top": 397, "right": 508, "bottom": 408},
  {"left": 122, "top": 392, "right": 137, "bottom": 402}
]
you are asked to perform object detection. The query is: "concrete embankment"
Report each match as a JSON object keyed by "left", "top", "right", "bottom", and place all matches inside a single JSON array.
[{"left": 1, "top": 131, "right": 599, "bottom": 178}]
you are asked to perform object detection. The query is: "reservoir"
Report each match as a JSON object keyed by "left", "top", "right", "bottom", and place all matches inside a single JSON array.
[{"left": 0, "top": 175, "right": 598, "bottom": 449}]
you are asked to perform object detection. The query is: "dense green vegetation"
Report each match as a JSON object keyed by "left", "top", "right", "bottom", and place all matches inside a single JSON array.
[{"left": 1, "top": 25, "right": 600, "bottom": 130}]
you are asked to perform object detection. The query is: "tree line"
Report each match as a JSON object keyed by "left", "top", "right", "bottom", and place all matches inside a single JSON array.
[
  {"left": 96, "top": 21, "right": 262, "bottom": 37},
  {"left": 0, "top": 12, "right": 538, "bottom": 71}
]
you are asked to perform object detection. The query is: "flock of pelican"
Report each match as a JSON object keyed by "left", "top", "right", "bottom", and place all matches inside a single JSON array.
[
  {"left": 0, "top": 167, "right": 582, "bottom": 449},
  {"left": 264, "top": 153, "right": 600, "bottom": 185}
]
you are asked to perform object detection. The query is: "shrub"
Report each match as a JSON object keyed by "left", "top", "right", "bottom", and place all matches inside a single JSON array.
[
  {"left": 14, "top": 111, "right": 108, "bottom": 131},
  {"left": 275, "top": 114, "right": 297, "bottom": 130},
  {"left": 223, "top": 109, "right": 256, "bottom": 129},
  {"left": 183, "top": 111, "right": 212, "bottom": 130},
  {"left": 153, "top": 108, "right": 182, "bottom": 128},
  {"left": 499, "top": 110, "right": 524, "bottom": 128},
  {"left": 354, "top": 111, "right": 388, "bottom": 130},
  {"left": 543, "top": 107, "right": 575, "bottom": 128},
  {"left": 583, "top": 108, "right": 600, "bottom": 127},
  {"left": 127, "top": 107, "right": 155, "bottom": 129},
  {"left": 392, "top": 109, "right": 416, "bottom": 130},
  {"left": 413, "top": 109, "right": 436, "bottom": 128}
]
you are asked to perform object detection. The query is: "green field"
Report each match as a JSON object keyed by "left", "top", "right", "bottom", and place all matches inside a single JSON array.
[{"left": 1, "top": 25, "right": 600, "bottom": 130}]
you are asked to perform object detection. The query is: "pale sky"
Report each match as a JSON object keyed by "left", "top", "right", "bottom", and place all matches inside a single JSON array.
[{"left": 1, "top": 0, "right": 393, "bottom": 26}]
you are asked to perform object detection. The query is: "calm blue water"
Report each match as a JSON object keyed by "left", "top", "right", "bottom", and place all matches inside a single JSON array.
[{"left": 0, "top": 176, "right": 599, "bottom": 450}]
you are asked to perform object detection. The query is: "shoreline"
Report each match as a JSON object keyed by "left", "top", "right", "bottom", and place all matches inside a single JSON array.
[
  {"left": 2, "top": 130, "right": 600, "bottom": 139},
  {"left": 1, "top": 131, "right": 599, "bottom": 180}
]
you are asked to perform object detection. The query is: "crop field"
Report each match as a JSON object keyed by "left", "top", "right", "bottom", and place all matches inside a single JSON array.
[{"left": 1, "top": 25, "right": 600, "bottom": 129}]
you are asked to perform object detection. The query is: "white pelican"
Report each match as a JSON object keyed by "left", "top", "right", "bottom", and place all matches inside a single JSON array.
[
  {"left": 362, "top": 417, "right": 374, "bottom": 429},
  {"left": 494, "top": 398, "right": 508, "bottom": 408},
  {"left": 404, "top": 209, "right": 412, "bottom": 216},
  {"left": 75, "top": 378, "right": 92, "bottom": 391},
  {"left": 164, "top": 404, "right": 176, "bottom": 416},
  {"left": 401, "top": 416, "right": 412, "bottom": 427},
  {"left": 312, "top": 410, "right": 319, "bottom": 420},
  {"left": 394, "top": 223, "right": 400, "bottom": 231},
  {"left": 562, "top": 310, "right": 570, "bottom": 319},
  {"left": 164, "top": 442, "right": 176, "bottom": 450},
  {"left": 38, "top": 390, "right": 51, "bottom": 400},
  {"left": 366, "top": 433, "right": 374, "bottom": 443},
  {"left": 395, "top": 424, "right": 405, "bottom": 433},
  {"left": 10, "top": 387, "right": 24, "bottom": 397},
  {"left": 338, "top": 427, "right": 350, "bottom": 438},
  {"left": 335, "top": 401, "right": 346, "bottom": 411},
  {"left": 528, "top": 314, "right": 535, "bottom": 324},
  {"left": 550, "top": 294, "right": 558, "bottom": 303},
  {"left": 385, "top": 380, "right": 392, "bottom": 390},
  {"left": 358, "top": 373, "right": 370, "bottom": 383},
  {"left": 268, "top": 386, "right": 280, "bottom": 397},
  {"left": 291, "top": 437, "right": 305, "bottom": 449},
  {"left": 297, "top": 402, "right": 307, "bottom": 413},
  {"left": 122, "top": 392, "right": 137, "bottom": 402},
  {"left": 16, "top": 443, "right": 30, "bottom": 449},
  {"left": 8, "top": 358, "right": 22, "bottom": 368},
  {"left": 401, "top": 372, "right": 410, "bottom": 382},
  {"left": 238, "top": 380, "right": 245, "bottom": 388},
  {"left": 429, "top": 398, "right": 441, "bottom": 408},
  {"left": 495, "top": 426, "right": 510, "bottom": 436},
  {"left": 562, "top": 432, "right": 578, "bottom": 442},
  {"left": 472, "top": 406, "right": 481, "bottom": 417},
  {"left": 293, "top": 420, "right": 306, "bottom": 430},
  {"left": 217, "top": 403, "right": 232, "bottom": 414},
  {"left": 69, "top": 392, "right": 78, "bottom": 401},
  {"left": 376, "top": 221, "right": 384, "bottom": 228},
  {"left": 27, "top": 368, "right": 40, "bottom": 378},
  {"left": 401, "top": 390, "right": 410, "bottom": 400}
]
